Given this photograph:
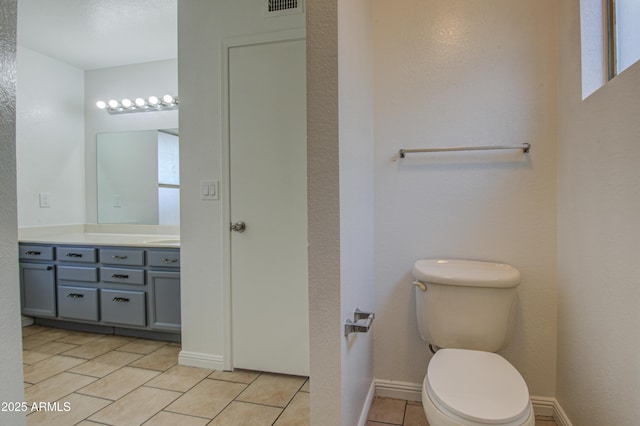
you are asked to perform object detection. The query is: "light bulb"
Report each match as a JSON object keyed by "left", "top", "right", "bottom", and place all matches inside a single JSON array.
[
  {"left": 121, "top": 98, "right": 133, "bottom": 108},
  {"left": 148, "top": 96, "right": 159, "bottom": 106},
  {"left": 135, "top": 98, "right": 146, "bottom": 107},
  {"left": 96, "top": 101, "right": 106, "bottom": 109},
  {"left": 108, "top": 99, "right": 119, "bottom": 109},
  {"left": 162, "top": 94, "right": 174, "bottom": 105}
]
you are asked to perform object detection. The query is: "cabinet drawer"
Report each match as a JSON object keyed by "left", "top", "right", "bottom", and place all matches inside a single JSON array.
[
  {"left": 101, "top": 289, "right": 146, "bottom": 326},
  {"left": 57, "top": 266, "right": 98, "bottom": 282},
  {"left": 100, "top": 248, "right": 144, "bottom": 266},
  {"left": 19, "top": 245, "right": 55, "bottom": 261},
  {"left": 57, "top": 286, "right": 99, "bottom": 321},
  {"left": 147, "top": 250, "right": 180, "bottom": 268},
  {"left": 102, "top": 267, "right": 145, "bottom": 285},
  {"left": 57, "top": 247, "right": 97, "bottom": 263}
]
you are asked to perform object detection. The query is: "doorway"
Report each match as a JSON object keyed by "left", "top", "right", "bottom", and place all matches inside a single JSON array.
[{"left": 226, "top": 35, "right": 309, "bottom": 376}]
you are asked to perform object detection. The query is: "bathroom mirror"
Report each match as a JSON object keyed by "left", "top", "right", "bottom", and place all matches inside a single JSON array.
[{"left": 97, "top": 129, "right": 179, "bottom": 225}]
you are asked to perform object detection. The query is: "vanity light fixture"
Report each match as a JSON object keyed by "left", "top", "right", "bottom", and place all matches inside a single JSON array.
[{"left": 95, "top": 95, "right": 179, "bottom": 115}]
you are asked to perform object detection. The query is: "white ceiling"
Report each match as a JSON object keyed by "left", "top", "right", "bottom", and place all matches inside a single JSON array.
[{"left": 17, "top": 0, "right": 177, "bottom": 70}]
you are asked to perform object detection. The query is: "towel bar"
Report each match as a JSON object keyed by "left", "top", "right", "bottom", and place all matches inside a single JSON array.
[{"left": 399, "top": 143, "right": 530, "bottom": 158}]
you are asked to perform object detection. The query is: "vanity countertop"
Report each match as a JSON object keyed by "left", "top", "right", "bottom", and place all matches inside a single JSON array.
[{"left": 18, "top": 224, "right": 180, "bottom": 248}]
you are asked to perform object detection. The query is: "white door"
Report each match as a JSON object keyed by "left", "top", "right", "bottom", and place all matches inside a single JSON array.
[{"left": 229, "top": 39, "right": 309, "bottom": 376}]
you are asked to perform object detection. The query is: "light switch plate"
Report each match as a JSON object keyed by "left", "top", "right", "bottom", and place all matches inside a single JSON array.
[{"left": 201, "top": 180, "right": 219, "bottom": 200}]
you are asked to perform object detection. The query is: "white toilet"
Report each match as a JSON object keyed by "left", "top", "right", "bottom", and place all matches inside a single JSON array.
[{"left": 412, "top": 259, "right": 535, "bottom": 426}]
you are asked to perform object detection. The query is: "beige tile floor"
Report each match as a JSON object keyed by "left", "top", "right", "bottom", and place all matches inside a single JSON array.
[
  {"left": 22, "top": 325, "right": 309, "bottom": 426},
  {"left": 366, "top": 397, "right": 558, "bottom": 426}
]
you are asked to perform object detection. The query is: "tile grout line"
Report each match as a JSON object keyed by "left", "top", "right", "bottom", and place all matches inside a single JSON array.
[{"left": 23, "top": 328, "right": 312, "bottom": 425}]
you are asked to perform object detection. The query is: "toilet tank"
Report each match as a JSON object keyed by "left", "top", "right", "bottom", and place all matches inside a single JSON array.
[{"left": 413, "top": 259, "right": 520, "bottom": 352}]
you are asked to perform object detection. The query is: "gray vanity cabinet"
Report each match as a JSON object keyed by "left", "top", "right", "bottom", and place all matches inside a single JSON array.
[
  {"left": 19, "top": 245, "right": 56, "bottom": 318},
  {"left": 18, "top": 242, "right": 181, "bottom": 339}
]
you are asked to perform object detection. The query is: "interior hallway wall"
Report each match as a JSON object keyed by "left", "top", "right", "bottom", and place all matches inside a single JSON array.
[
  {"left": 306, "top": 0, "right": 341, "bottom": 423},
  {"left": 177, "top": 1, "right": 304, "bottom": 369},
  {"left": 338, "top": 0, "right": 375, "bottom": 423},
  {"left": 16, "top": 47, "right": 85, "bottom": 227},
  {"left": 307, "top": 1, "right": 375, "bottom": 423},
  {"left": 371, "top": 0, "right": 558, "bottom": 397},
  {"left": 556, "top": 1, "right": 640, "bottom": 424},
  {"left": 0, "top": 0, "right": 26, "bottom": 424}
]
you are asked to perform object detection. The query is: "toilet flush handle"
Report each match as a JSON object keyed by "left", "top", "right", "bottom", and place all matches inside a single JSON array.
[{"left": 413, "top": 280, "right": 427, "bottom": 291}]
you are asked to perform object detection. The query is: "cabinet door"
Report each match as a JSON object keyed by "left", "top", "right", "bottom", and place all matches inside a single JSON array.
[
  {"left": 20, "top": 262, "right": 56, "bottom": 318},
  {"left": 147, "top": 271, "right": 181, "bottom": 332}
]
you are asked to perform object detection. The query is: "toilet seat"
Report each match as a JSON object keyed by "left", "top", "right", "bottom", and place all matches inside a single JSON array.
[{"left": 425, "top": 349, "right": 531, "bottom": 425}]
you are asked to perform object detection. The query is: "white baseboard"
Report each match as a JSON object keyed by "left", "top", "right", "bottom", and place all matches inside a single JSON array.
[
  {"left": 549, "top": 399, "right": 573, "bottom": 426},
  {"left": 374, "top": 379, "right": 422, "bottom": 402},
  {"left": 530, "top": 396, "right": 572, "bottom": 425},
  {"left": 357, "top": 381, "right": 377, "bottom": 426},
  {"left": 178, "top": 350, "right": 225, "bottom": 370},
  {"left": 365, "top": 379, "right": 572, "bottom": 426},
  {"left": 22, "top": 316, "right": 34, "bottom": 327},
  {"left": 530, "top": 396, "right": 555, "bottom": 417}
]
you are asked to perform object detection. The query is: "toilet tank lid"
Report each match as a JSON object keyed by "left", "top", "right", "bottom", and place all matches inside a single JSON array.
[{"left": 412, "top": 259, "right": 520, "bottom": 288}]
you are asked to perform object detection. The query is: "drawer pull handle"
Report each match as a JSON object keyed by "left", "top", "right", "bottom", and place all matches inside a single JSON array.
[
  {"left": 112, "top": 274, "right": 129, "bottom": 279},
  {"left": 113, "top": 255, "right": 128, "bottom": 260},
  {"left": 113, "top": 297, "right": 130, "bottom": 303},
  {"left": 66, "top": 253, "right": 83, "bottom": 258},
  {"left": 46, "top": 266, "right": 53, "bottom": 271},
  {"left": 25, "top": 250, "right": 41, "bottom": 255},
  {"left": 163, "top": 258, "right": 178, "bottom": 264},
  {"left": 67, "top": 293, "right": 84, "bottom": 299}
]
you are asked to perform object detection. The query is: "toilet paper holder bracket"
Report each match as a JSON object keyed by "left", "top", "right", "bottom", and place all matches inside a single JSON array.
[{"left": 344, "top": 308, "right": 375, "bottom": 336}]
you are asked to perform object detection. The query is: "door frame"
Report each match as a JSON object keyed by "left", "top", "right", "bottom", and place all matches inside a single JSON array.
[{"left": 221, "top": 29, "right": 306, "bottom": 371}]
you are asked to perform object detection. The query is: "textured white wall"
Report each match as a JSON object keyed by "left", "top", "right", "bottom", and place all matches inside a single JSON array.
[
  {"left": 371, "top": 0, "right": 558, "bottom": 397},
  {"left": 0, "top": 0, "right": 26, "bottom": 424},
  {"left": 84, "top": 59, "right": 178, "bottom": 223},
  {"left": 307, "top": 2, "right": 341, "bottom": 422},
  {"left": 307, "top": 2, "right": 375, "bottom": 424},
  {"left": 338, "top": 0, "right": 375, "bottom": 424},
  {"left": 557, "top": 1, "right": 640, "bottom": 424},
  {"left": 177, "top": 0, "right": 304, "bottom": 368},
  {"left": 16, "top": 47, "right": 85, "bottom": 226}
]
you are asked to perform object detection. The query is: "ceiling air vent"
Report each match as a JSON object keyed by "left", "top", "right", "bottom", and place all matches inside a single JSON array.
[{"left": 265, "top": 0, "right": 304, "bottom": 17}]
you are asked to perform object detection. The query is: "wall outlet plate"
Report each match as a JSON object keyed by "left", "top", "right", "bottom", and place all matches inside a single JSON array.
[{"left": 39, "top": 192, "right": 51, "bottom": 208}]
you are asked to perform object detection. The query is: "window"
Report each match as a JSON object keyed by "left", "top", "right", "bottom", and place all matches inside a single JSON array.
[
  {"left": 581, "top": 0, "right": 640, "bottom": 98},
  {"left": 606, "top": 0, "right": 640, "bottom": 79},
  {"left": 157, "top": 131, "right": 180, "bottom": 225}
]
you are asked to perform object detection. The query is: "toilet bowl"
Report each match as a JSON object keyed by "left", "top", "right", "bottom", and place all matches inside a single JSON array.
[{"left": 422, "top": 349, "right": 534, "bottom": 426}]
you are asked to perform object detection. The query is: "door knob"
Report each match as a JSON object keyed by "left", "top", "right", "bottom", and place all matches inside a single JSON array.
[{"left": 231, "top": 221, "right": 246, "bottom": 233}]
